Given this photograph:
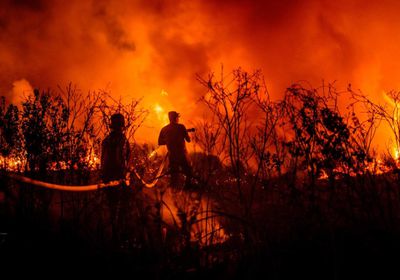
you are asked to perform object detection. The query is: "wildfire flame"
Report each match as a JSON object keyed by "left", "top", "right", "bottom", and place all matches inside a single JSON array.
[
  {"left": 86, "top": 149, "right": 100, "bottom": 170},
  {"left": 153, "top": 103, "right": 169, "bottom": 126},
  {"left": 0, "top": 155, "right": 26, "bottom": 172},
  {"left": 0, "top": 150, "right": 101, "bottom": 172},
  {"left": 384, "top": 92, "right": 400, "bottom": 161},
  {"left": 159, "top": 189, "right": 228, "bottom": 247},
  {"left": 394, "top": 149, "right": 400, "bottom": 161},
  {"left": 154, "top": 103, "right": 164, "bottom": 114},
  {"left": 148, "top": 148, "right": 160, "bottom": 159}
]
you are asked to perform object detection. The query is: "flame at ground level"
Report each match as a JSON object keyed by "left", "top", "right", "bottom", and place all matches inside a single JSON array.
[
  {"left": 0, "top": 155, "right": 25, "bottom": 172},
  {"left": 158, "top": 188, "right": 229, "bottom": 247}
]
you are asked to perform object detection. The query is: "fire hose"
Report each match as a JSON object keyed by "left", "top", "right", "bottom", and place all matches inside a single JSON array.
[
  {"left": 131, "top": 155, "right": 167, "bottom": 188},
  {"left": 4, "top": 155, "right": 167, "bottom": 192},
  {"left": 6, "top": 173, "right": 122, "bottom": 192},
  {"left": 2, "top": 127, "right": 196, "bottom": 191}
]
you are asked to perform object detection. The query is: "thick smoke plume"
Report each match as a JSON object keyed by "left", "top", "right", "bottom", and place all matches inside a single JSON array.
[{"left": 1, "top": 0, "right": 400, "bottom": 142}]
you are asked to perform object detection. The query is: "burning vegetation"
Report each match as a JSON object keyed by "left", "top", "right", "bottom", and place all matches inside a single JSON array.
[
  {"left": 0, "top": 84, "right": 147, "bottom": 173},
  {"left": 3, "top": 69, "right": 399, "bottom": 178},
  {"left": 1, "top": 68, "right": 400, "bottom": 277}
]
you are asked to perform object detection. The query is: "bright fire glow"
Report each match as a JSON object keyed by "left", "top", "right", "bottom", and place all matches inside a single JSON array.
[
  {"left": 4, "top": 1, "right": 400, "bottom": 146},
  {"left": 159, "top": 188, "right": 228, "bottom": 246},
  {"left": 0, "top": 155, "right": 26, "bottom": 172},
  {"left": 0, "top": 152, "right": 101, "bottom": 172},
  {"left": 384, "top": 92, "right": 400, "bottom": 161},
  {"left": 85, "top": 149, "right": 100, "bottom": 170},
  {"left": 148, "top": 150, "right": 158, "bottom": 159},
  {"left": 394, "top": 148, "right": 400, "bottom": 161},
  {"left": 154, "top": 103, "right": 164, "bottom": 114},
  {"left": 153, "top": 103, "right": 169, "bottom": 126}
]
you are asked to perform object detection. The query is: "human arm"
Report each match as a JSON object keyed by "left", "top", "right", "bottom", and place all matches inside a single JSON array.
[
  {"left": 183, "top": 125, "right": 191, "bottom": 143},
  {"left": 158, "top": 128, "right": 166, "bottom": 145}
]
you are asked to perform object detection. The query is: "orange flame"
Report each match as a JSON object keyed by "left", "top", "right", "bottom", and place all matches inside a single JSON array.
[
  {"left": 384, "top": 92, "right": 400, "bottom": 161},
  {"left": 0, "top": 155, "right": 26, "bottom": 172},
  {"left": 159, "top": 189, "right": 229, "bottom": 247},
  {"left": 85, "top": 149, "right": 100, "bottom": 170},
  {"left": 153, "top": 103, "right": 169, "bottom": 126}
]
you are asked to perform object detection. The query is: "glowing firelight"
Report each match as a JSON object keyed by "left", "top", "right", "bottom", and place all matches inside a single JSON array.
[
  {"left": 153, "top": 103, "right": 169, "bottom": 125},
  {"left": 383, "top": 92, "right": 400, "bottom": 160},
  {"left": 148, "top": 150, "right": 157, "bottom": 159},
  {"left": 0, "top": 155, "right": 26, "bottom": 172},
  {"left": 148, "top": 148, "right": 160, "bottom": 159},
  {"left": 147, "top": 146, "right": 167, "bottom": 159},
  {"left": 85, "top": 149, "right": 100, "bottom": 170},
  {"left": 154, "top": 103, "right": 164, "bottom": 114},
  {"left": 394, "top": 149, "right": 400, "bottom": 161},
  {"left": 159, "top": 188, "right": 229, "bottom": 247}
]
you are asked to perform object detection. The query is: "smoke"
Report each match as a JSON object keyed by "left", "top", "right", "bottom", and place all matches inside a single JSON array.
[
  {"left": 1, "top": 0, "right": 400, "bottom": 142},
  {"left": 9, "top": 79, "right": 33, "bottom": 105}
]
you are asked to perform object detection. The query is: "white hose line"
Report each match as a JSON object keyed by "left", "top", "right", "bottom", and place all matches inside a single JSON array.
[
  {"left": 132, "top": 156, "right": 167, "bottom": 189},
  {"left": 5, "top": 155, "right": 167, "bottom": 191},
  {"left": 7, "top": 173, "right": 123, "bottom": 192}
]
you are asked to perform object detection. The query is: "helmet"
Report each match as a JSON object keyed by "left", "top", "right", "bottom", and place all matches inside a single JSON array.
[
  {"left": 110, "top": 113, "right": 125, "bottom": 129},
  {"left": 168, "top": 111, "right": 180, "bottom": 122}
]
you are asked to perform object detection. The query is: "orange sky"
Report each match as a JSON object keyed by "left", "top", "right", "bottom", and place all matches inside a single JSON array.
[{"left": 1, "top": 0, "right": 400, "bottom": 147}]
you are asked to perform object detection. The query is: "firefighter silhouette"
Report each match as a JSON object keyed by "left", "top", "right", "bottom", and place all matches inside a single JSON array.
[
  {"left": 158, "top": 111, "right": 193, "bottom": 187},
  {"left": 101, "top": 113, "right": 130, "bottom": 182},
  {"left": 101, "top": 113, "right": 131, "bottom": 243}
]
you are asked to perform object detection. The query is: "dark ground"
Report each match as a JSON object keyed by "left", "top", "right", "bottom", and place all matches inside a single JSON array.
[
  {"left": 1, "top": 176, "right": 400, "bottom": 279},
  {"left": 1, "top": 219, "right": 399, "bottom": 279}
]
